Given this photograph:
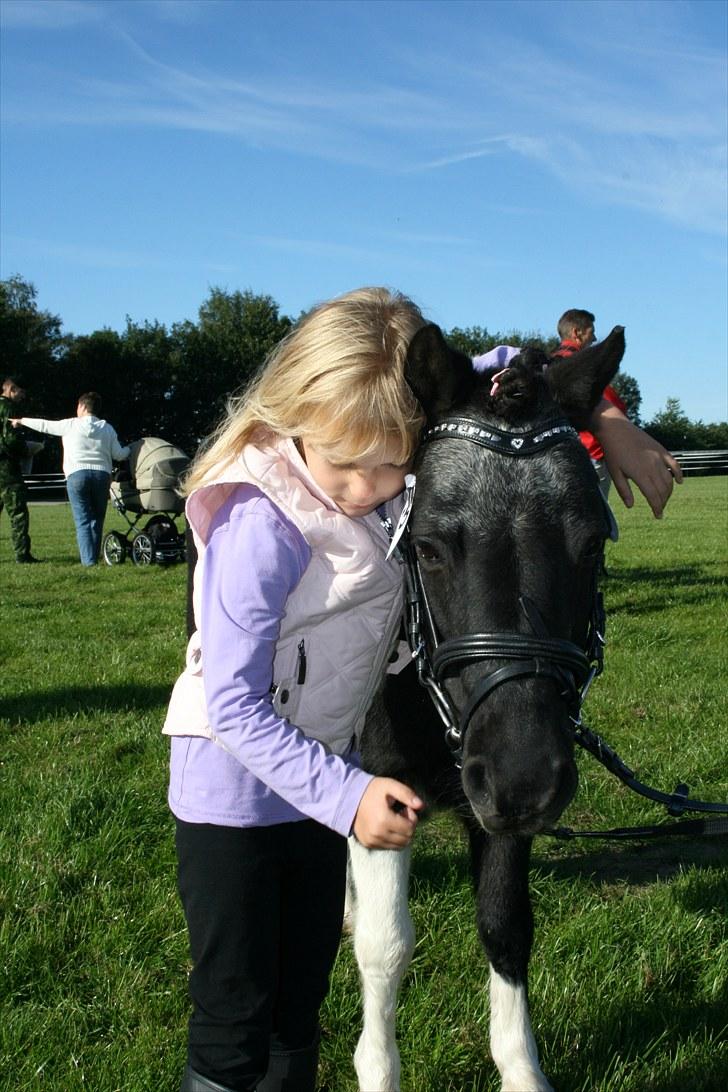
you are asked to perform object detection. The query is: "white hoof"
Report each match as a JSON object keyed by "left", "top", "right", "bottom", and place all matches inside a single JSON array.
[
  {"left": 501, "top": 1065, "right": 553, "bottom": 1092},
  {"left": 354, "top": 1039, "right": 400, "bottom": 1092}
]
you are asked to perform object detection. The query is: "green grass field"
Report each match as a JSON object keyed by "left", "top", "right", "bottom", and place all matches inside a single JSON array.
[{"left": 2, "top": 478, "right": 727, "bottom": 1092}]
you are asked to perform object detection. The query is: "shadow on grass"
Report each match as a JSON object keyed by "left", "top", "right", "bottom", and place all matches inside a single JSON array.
[
  {"left": 533, "top": 834, "right": 728, "bottom": 888},
  {"left": 604, "top": 564, "right": 727, "bottom": 616},
  {"left": 410, "top": 843, "right": 472, "bottom": 897},
  {"left": 556, "top": 992, "right": 728, "bottom": 1092},
  {"left": 2, "top": 683, "right": 172, "bottom": 726},
  {"left": 407, "top": 807, "right": 728, "bottom": 897}
]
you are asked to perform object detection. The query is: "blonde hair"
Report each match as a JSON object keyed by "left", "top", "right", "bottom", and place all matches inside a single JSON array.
[{"left": 184, "top": 287, "right": 427, "bottom": 493}]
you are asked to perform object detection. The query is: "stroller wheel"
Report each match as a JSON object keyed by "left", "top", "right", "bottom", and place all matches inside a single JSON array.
[
  {"left": 102, "top": 531, "right": 127, "bottom": 566},
  {"left": 132, "top": 532, "right": 155, "bottom": 566}
]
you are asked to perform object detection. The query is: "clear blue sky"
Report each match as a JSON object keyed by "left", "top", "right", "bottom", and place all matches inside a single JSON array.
[{"left": 1, "top": 0, "right": 726, "bottom": 422}]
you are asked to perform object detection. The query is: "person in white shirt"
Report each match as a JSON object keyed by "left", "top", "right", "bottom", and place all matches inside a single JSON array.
[{"left": 13, "top": 392, "right": 130, "bottom": 565}]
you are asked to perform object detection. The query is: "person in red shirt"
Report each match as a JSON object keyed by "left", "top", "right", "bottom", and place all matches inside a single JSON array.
[{"left": 552, "top": 309, "right": 627, "bottom": 500}]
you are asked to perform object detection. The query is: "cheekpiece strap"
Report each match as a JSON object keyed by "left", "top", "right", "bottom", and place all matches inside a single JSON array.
[{"left": 424, "top": 417, "right": 579, "bottom": 457}]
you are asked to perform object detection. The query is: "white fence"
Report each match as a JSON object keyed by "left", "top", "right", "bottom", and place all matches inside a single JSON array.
[
  {"left": 672, "top": 450, "right": 728, "bottom": 475},
  {"left": 25, "top": 472, "right": 66, "bottom": 499},
  {"left": 23, "top": 450, "right": 728, "bottom": 500}
]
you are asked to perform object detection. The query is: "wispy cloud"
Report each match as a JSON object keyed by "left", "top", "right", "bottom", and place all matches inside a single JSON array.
[
  {"left": 0, "top": 0, "right": 210, "bottom": 30},
  {"left": 142, "top": 1, "right": 212, "bottom": 25},
  {"left": 0, "top": 0, "right": 103, "bottom": 29},
  {"left": 3, "top": 5, "right": 725, "bottom": 236}
]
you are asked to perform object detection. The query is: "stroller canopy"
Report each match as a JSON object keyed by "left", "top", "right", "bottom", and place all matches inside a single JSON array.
[{"left": 122, "top": 437, "right": 189, "bottom": 513}]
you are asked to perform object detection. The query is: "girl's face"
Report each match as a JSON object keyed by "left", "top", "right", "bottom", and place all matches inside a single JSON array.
[{"left": 300, "top": 441, "right": 410, "bottom": 517}]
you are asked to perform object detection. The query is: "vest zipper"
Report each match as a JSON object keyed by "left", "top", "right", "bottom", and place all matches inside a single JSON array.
[{"left": 296, "top": 639, "right": 307, "bottom": 684}]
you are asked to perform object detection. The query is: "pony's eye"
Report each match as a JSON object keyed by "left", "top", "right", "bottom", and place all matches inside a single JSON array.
[
  {"left": 414, "top": 540, "right": 441, "bottom": 565},
  {"left": 581, "top": 534, "right": 604, "bottom": 562}
]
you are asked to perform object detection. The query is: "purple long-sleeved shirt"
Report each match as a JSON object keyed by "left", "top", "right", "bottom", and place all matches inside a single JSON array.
[
  {"left": 472, "top": 345, "right": 521, "bottom": 371},
  {"left": 168, "top": 485, "right": 374, "bottom": 836}
]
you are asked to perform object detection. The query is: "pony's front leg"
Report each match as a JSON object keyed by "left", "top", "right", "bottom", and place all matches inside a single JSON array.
[
  {"left": 348, "top": 838, "right": 414, "bottom": 1092},
  {"left": 472, "top": 831, "right": 553, "bottom": 1092}
]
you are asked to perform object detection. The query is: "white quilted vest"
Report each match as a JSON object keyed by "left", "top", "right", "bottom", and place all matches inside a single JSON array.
[{"left": 163, "top": 437, "right": 404, "bottom": 755}]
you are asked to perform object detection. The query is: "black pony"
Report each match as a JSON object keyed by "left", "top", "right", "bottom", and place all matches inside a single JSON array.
[{"left": 347, "top": 323, "right": 625, "bottom": 1092}]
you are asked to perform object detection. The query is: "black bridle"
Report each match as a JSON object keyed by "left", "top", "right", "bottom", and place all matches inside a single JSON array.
[
  {"left": 396, "top": 414, "right": 728, "bottom": 838},
  {"left": 401, "top": 416, "right": 604, "bottom": 765}
]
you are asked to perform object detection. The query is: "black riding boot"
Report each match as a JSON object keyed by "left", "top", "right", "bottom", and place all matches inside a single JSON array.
[
  {"left": 179, "top": 1065, "right": 242, "bottom": 1092},
  {"left": 256, "top": 1037, "right": 320, "bottom": 1092}
]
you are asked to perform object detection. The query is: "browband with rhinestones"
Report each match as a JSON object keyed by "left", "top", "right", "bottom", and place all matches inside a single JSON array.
[{"left": 423, "top": 417, "right": 579, "bottom": 456}]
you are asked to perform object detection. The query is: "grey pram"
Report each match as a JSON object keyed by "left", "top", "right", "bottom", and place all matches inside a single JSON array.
[{"left": 102, "top": 437, "right": 189, "bottom": 566}]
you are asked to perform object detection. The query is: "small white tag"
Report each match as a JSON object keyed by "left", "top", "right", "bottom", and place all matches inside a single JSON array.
[{"left": 385, "top": 473, "right": 416, "bottom": 560}]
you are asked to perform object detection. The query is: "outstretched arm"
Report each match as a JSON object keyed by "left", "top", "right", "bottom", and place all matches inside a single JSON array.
[{"left": 590, "top": 399, "right": 683, "bottom": 518}]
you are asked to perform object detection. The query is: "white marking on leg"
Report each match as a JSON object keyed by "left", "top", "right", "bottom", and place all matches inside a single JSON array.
[
  {"left": 342, "top": 856, "right": 356, "bottom": 935},
  {"left": 490, "top": 968, "right": 553, "bottom": 1092},
  {"left": 348, "top": 839, "right": 414, "bottom": 1092}
]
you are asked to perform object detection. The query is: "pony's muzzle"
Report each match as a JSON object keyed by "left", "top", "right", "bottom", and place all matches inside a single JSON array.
[{"left": 462, "top": 754, "right": 578, "bottom": 835}]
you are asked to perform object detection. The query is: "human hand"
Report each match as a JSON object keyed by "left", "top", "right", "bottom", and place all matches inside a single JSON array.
[
  {"left": 352, "top": 777, "right": 423, "bottom": 850},
  {"left": 9, "top": 419, "right": 22, "bottom": 428},
  {"left": 592, "top": 407, "right": 683, "bottom": 518}
]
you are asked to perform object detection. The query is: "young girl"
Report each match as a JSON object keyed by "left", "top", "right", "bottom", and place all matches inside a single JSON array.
[
  {"left": 164, "top": 287, "right": 681, "bottom": 1092},
  {"left": 164, "top": 288, "right": 427, "bottom": 1092}
]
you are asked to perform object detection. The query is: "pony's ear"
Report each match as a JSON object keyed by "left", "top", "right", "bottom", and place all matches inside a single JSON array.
[
  {"left": 546, "top": 326, "right": 625, "bottom": 426},
  {"left": 405, "top": 323, "right": 476, "bottom": 421}
]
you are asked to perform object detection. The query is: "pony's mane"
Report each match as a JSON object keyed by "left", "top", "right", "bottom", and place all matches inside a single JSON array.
[{"left": 471, "top": 348, "right": 554, "bottom": 424}]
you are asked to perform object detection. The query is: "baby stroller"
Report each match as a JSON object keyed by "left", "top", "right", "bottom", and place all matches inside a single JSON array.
[{"left": 102, "top": 437, "right": 189, "bottom": 567}]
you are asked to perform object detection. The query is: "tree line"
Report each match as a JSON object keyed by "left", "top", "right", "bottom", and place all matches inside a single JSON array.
[{"left": 2, "top": 274, "right": 725, "bottom": 473}]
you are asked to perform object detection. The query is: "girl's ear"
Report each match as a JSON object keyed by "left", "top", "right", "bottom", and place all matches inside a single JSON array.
[
  {"left": 405, "top": 323, "right": 476, "bottom": 422},
  {"left": 546, "top": 325, "right": 625, "bottom": 426}
]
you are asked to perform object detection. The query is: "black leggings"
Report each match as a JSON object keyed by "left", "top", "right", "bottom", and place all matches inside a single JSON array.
[{"left": 176, "top": 818, "right": 348, "bottom": 1091}]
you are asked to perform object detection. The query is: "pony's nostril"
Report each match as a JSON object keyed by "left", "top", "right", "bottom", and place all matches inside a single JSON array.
[
  {"left": 462, "top": 759, "right": 490, "bottom": 806},
  {"left": 531, "top": 760, "right": 578, "bottom": 817}
]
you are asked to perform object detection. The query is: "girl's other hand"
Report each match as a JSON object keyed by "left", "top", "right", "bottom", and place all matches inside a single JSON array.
[{"left": 352, "top": 777, "right": 423, "bottom": 850}]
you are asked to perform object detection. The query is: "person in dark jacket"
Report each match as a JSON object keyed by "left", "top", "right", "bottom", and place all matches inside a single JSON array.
[{"left": 0, "top": 377, "right": 40, "bottom": 563}]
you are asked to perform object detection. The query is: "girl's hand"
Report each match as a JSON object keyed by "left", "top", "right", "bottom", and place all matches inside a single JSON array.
[
  {"left": 590, "top": 403, "right": 683, "bottom": 518},
  {"left": 353, "top": 777, "right": 423, "bottom": 850}
]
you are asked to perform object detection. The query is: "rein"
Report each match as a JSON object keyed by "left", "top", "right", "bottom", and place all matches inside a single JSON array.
[{"left": 400, "top": 414, "right": 728, "bottom": 841}]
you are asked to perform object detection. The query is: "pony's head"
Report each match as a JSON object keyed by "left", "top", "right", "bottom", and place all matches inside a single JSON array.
[{"left": 404, "top": 325, "right": 624, "bottom": 834}]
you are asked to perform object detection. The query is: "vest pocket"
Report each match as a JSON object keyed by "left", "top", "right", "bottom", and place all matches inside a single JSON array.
[{"left": 271, "top": 639, "right": 306, "bottom": 716}]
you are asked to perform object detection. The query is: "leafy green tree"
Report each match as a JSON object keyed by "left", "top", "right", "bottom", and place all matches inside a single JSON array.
[
  {"left": 117, "top": 320, "right": 177, "bottom": 443},
  {"left": 63, "top": 328, "right": 125, "bottom": 405},
  {"left": 0, "top": 275, "right": 67, "bottom": 411},
  {"left": 693, "top": 420, "right": 728, "bottom": 448},
  {"left": 445, "top": 325, "right": 558, "bottom": 357},
  {"left": 645, "top": 398, "right": 728, "bottom": 451},
  {"left": 645, "top": 397, "right": 694, "bottom": 449},
  {"left": 0, "top": 275, "right": 71, "bottom": 469},
  {"left": 611, "top": 372, "right": 642, "bottom": 424},
  {"left": 168, "top": 288, "right": 292, "bottom": 454},
  {"left": 197, "top": 287, "right": 292, "bottom": 396}
]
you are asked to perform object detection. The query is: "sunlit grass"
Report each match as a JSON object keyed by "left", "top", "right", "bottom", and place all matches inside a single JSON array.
[{"left": 2, "top": 478, "right": 727, "bottom": 1091}]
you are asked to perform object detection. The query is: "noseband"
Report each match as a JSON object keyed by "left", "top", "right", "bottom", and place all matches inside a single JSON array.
[{"left": 402, "top": 416, "right": 608, "bottom": 764}]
